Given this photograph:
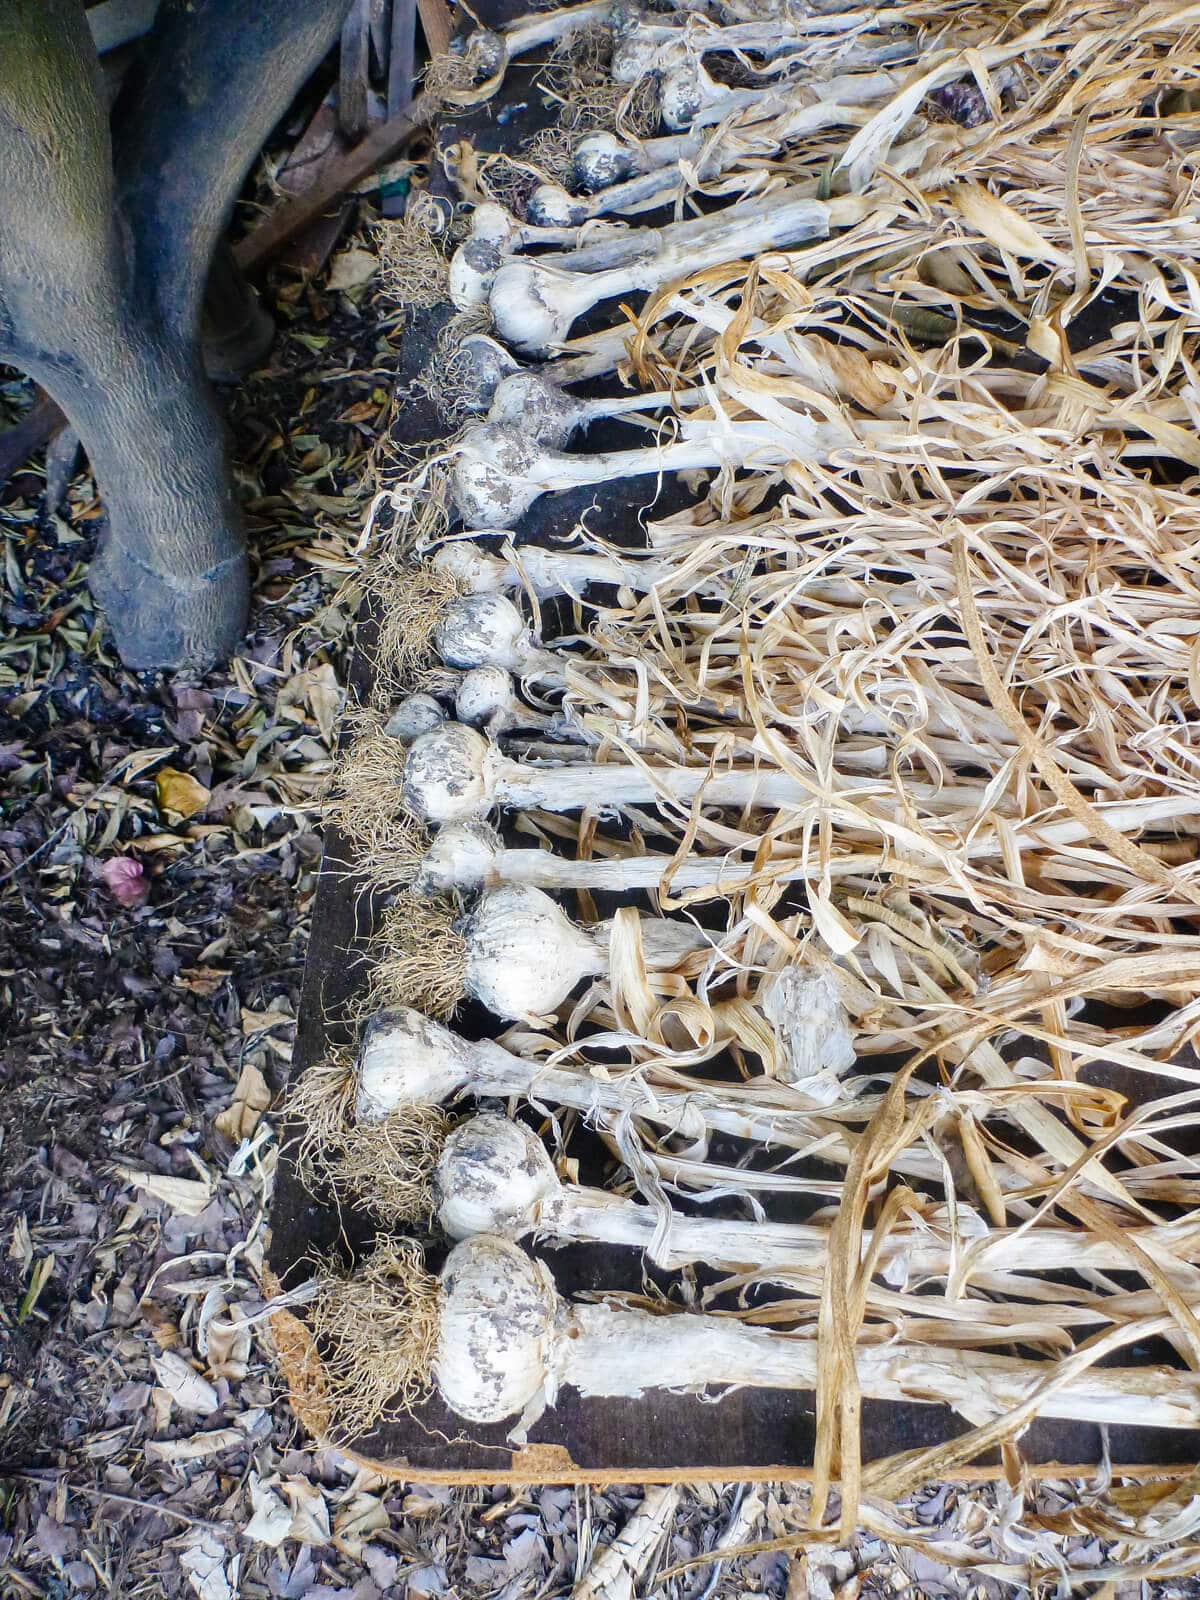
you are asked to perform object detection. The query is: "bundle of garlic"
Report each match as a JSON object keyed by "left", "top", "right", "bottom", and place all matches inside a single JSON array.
[{"left": 293, "top": 0, "right": 1200, "bottom": 1537}]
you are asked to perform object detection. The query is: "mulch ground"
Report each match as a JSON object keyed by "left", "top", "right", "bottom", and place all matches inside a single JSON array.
[{"left": 0, "top": 118, "right": 1184, "bottom": 1600}]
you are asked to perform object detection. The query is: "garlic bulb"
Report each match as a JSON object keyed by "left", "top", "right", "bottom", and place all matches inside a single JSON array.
[
  {"left": 463, "top": 885, "right": 605, "bottom": 1018},
  {"left": 384, "top": 693, "right": 446, "bottom": 743},
  {"left": 433, "top": 593, "right": 559, "bottom": 680},
  {"left": 463, "top": 883, "right": 706, "bottom": 1019},
  {"left": 435, "top": 1113, "right": 558, "bottom": 1239},
  {"left": 435, "top": 1234, "right": 557, "bottom": 1426}
]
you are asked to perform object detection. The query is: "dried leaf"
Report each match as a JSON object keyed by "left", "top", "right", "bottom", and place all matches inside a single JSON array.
[
  {"left": 333, "top": 1492, "right": 391, "bottom": 1559},
  {"left": 144, "top": 1427, "right": 243, "bottom": 1463},
  {"left": 155, "top": 766, "right": 211, "bottom": 820},
  {"left": 327, "top": 247, "right": 378, "bottom": 290},
  {"left": 116, "top": 1168, "right": 213, "bottom": 1216},
  {"left": 242, "top": 1475, "right": 294, "bottom": 1548},
  {"left": 152, "top": 1351, "right": 219, "bottom": 1415},
  {"left": 214, "top": 1061, "right": 271, "bottom": 1142},
  {"left": 280, "top": 1476, "right": 332, "bottom": 1546},
  {"left": 952, "top": 182, "right": 1071, "bottom": 267}
]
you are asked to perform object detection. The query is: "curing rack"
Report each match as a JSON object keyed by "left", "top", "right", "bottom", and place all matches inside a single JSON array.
[{"left": 266, "top": 0, "right": 1200, "bottom": 1485}]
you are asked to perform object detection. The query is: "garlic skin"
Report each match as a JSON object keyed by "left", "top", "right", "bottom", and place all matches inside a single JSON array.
[
  {"left": 435, "top": 1234, "right": 556, "bottom": 1426},
  {"left": 462, "top": 885, "right": 605, "bottom": 1019},
  {"left": 384, "top": 693, "right": 446, "bottom": 743},
  {"left": 436, "top": 1112, "right": 557, "bottom": 1239},
  {"left": 761, "top": 964, "right": 857, "bottom": 1106}
]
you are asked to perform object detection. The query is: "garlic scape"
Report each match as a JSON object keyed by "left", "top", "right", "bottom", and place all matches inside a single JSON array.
[{"left": 434, "top": 1234, "right": 1200, "bottom": 1431}]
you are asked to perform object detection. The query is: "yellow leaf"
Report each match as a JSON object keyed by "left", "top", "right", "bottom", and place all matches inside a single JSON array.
[
  {"left": 155, "top": 767, "right": 211, "bottom": 820},
  {"left": 240, "top": 1004, "right": 293, "bottom": 1036},
  {"left": 214, "top": 1062, "right": 271, "bottom": 1143}
]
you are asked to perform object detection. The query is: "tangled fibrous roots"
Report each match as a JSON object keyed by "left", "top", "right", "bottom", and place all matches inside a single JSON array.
[
  {"left": 365, "top": 537, "right": 462, "bottom": 698},
  {"left": 422, "top": 47, "right": 488, "bottom": 102},
  {"left": 529, "top": 24, "right": 661, "bottom": 180},
  {"left": 323, "top": 720, "right": 424, "bottom": 887},
  {"left": 307, "top": 1239, "right": 441, "bottom": 1441},
  {"left": 415, "top": 307, "right": 498, "bottom": 427},
  {"left": 288, "top": 1057, "right": 449, "bottom": 1224},
  {"left": 358, "top": 892, "right": 467, "bottom": 1021},
  {"left": 478, "top": 153, "right": 545, "bottom": 215},
  {"left": 374, "top": 197, "right": 451, "bottom": 312}
]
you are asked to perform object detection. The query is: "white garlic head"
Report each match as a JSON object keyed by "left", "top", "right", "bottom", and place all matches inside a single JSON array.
[
  {"left": 415, "top": 820, "right": 502, "bottom": 895},
  {"left": 459, "top": 27, "right": 507, "bottom": 81},
  {"left": 463, "top": 884, "right": 603, "bottom": 1018},
  {"left": 384, "top": 692, "right": 446, "bottom": 744},
  {"left": 357, "top": 1006, "right": 470, "bottom": 1119},
  {"left": 403, "top": 722, "right": 493, "bottom": 824},
  {"left": 487, "top": 370, "right": 579, "bottom": 448},
  {"left": 659, "top": 62, "right": 705, "bottom": 130},
  {"left": 436, "top": 1234, "right": 556, "bottom": 1424},
  {"left": 447, "top": 334, "right": 522, "bottom": 414},
  {"left": 611, "top": 24, "right": 671, "bottom": 82},
  {"left": 526, "top": 183, "right": 587, "bottom": 229},
  {"left": 449, "top": 235, "right": 505, "bottom": 309},
  {"left": 450, "top": 421, "right": 546, "bottom": 526},
  {"left": 489, "top": 261, "right": 590, "bottom": 356},
  {"left": 471, "top": 202, "right": 519, "bottom": 245},
  {"left": 455, "top": 663, "right": 516, "bottom": 727},
  {"left": 431, "top": 542, "right": 504, "bottom": 593},
  {"left": 436, "top": 1112, "right": 557, "bottom": 1238},
  {"left": 572, "top": 131, "right": 637, "bottom": 191},
  {"left": 434, "top": 592, "right": 532, "bottom": 673}
]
